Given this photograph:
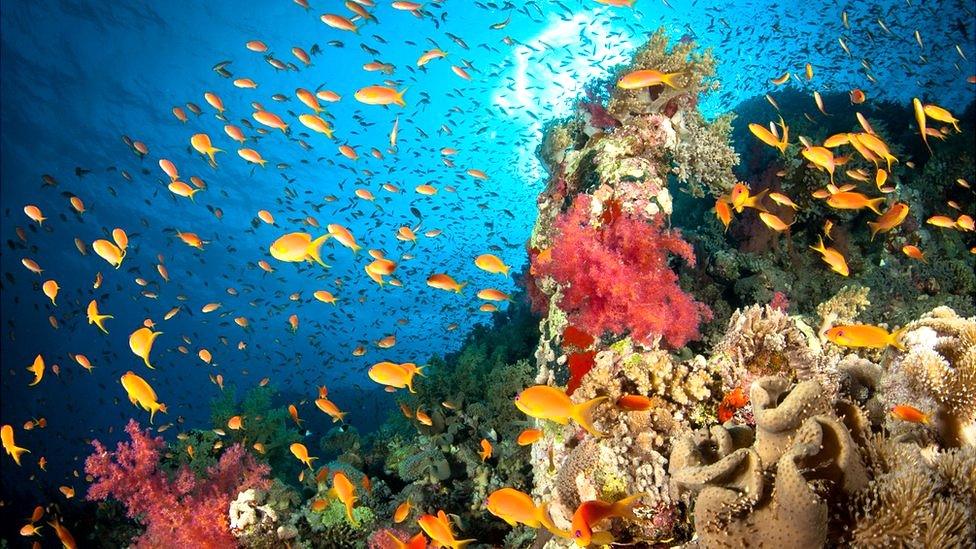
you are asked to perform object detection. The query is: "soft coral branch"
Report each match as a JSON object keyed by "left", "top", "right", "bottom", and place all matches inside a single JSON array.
[
  {"left": 535, "top": 195, "right": 710, "bottom": 349},
  {"left": 85, "top": 419, "right": 269, "bottom": 548}
]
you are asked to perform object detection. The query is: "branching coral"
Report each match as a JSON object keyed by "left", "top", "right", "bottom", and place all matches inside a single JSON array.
[
  {"left": 534, "top": 194, "right": 711, "bottom": 349},
  {"left": 85, "top": 419, "right": 270, "bottom": 548},
  {"left": 880, "top": 306, "right": 976, "bottom": 446},
  {"left": 709, "top": 304, "right": 829, "bottom": 398}
]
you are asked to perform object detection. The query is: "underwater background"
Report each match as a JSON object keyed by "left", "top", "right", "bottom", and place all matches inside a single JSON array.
[{"left": 1, "top": 0, "right": 974, "bottom": 547}]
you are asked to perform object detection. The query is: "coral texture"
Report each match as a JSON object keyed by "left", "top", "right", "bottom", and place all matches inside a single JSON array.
[
  {"left": 85, "top": 419, "right": 270, "bottom": 548},
  {"left": 535, "top": 194, "right": 711, "bottom": 349}
]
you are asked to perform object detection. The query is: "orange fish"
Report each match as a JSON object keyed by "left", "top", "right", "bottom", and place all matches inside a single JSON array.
[
  {"left": 825, "top": 191, "right": 884, "bottom": 214},
  {"left": 330, "top": 471, "right": 359, "bottom": 525},
  {"left": 902, "top": 245, "right": 926, "bottom": 262},
  {"left": 825, "top": 324, "right": 905, "bottom": 351},
  {"left": 289, "top": 443, "right": 317, "bottom": 469},
  {"left": 479, "top": 439, "right": 492, "bottom": 461},
  {"left": 615, "top": 394, "right": 654, "bottom": 411},
  {"left": 515, "top": 386, "right": 608, "bottom": 437},
  {"left": 516, "top": 428, "right": 543, "bottom": 446},
  {"left": 714, "top": 197, "right": 733, "bottom": 232},
  {"left": 487, "top": 488, "right": 567, "bottom": 535},
  {"left": 729, "top": 183, "right": 768, "bottom": 213},
  {"left": 891, "top": 404, "right": 929, "bottom": 424},
  {"left": 1, "top": 425, "right": 30, "bottom": 466},
  {"left": 867, "top": 203, "right": 909, "bottom": 240},
  {"left": 571, "top": 494, "right": 644, "bottom": 546},
  {"left": 394, "top": 500, "right": 412, "bottom": 523},
  {"left": 418, "top": 511, "right": 475, "bottom": 549},
  {"left": 354, "top": 85, "right": 407, "bottom": 107},
  {"left": 617, "top": 69, "right": 682, "bottom": 89},
  {"left": 427, "top": 273, "right": 467, "bottom": 293},
  {"left": 809, "top": 236, "right": 849, "bottom": 276}
]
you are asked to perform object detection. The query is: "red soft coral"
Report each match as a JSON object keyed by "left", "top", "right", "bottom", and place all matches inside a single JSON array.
[
  {"left": 538, "top": 195, "right": 710, "bottom": 349},
  {"left": 85, "top": 419, "right": 270, "bottom": 549}
]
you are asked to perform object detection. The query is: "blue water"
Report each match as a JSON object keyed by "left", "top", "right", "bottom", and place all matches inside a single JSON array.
[{"left": 1, "top": 0, "right": 973, "bottom": 526}]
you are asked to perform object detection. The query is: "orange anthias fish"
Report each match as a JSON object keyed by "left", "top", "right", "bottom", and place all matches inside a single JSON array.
[
  {"left": 616, "top": 69, "right": 682, "bottom": 89},
  {"left": 825, "top": 324, "right": 906, "bottom": 351},
  {"left": 729, "top": 183, "right": 768, "bottom": 213},
  {"left": 474, "top": 254, "right": 510, "bottom": 276},
  {"left": 315, "top": 398, "right": 347, "bottom": 423},
  {"left": 330, "top": 471, "right": 359, "bottom": 525},
  {"left": 427, "top": 273, "right": 467, "bottom": 293},
  {"left": 825, "top": 191, "right": 884, "bottom": 214},
  {"left": 354, "top": 85, "right": 407, "bottom": 107},
  {"left": 891, "top": 404, "right": 930, "bottom": 425},
  {"left": 809, "top": 236, "right": 849, "bottom": 276},
  {"left": 615, "top": 394, "right": 654, "bottom": 411},
  {"left": 516, "top": 428, "right": 543, "bottom": 445},
  {"left": 515, "top": 386, "right": 608, "bottom": 437},
  {"left": 571, "top": 494, "right": 645, "bottom": 546},
  {"left": 479, "top": 439, "right": 492, "bottom": 461},
  {"left": 289, "top": 442, "right": 317, "bottom": 469},
  {"left": 269, "top": 232, "right": 330, "bottom": 267},
  {"left": 418, "top": 511, "right": 476, "bottom": 549},
  {"left": 1, "top": 424, "right": 30, "bottom": 466},
  {"left": 867, "top": 203, "right": 909, "bottom": 240},
  {"left": 487, "top": 488, "right": 568, "bottom": 536},
  {"left": 713, "top": 197, "right": 733, "bottom": 232},
  {"left": 368, "top": 361, "right": 424, "bottom": 393},
  {"left": 129, "top": 327, "right": 162, "bottom": 369},
  {"left": 120, "top": 371, "right": 167, "bottom": 424}
]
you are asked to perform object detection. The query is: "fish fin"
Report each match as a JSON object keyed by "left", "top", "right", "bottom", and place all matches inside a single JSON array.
[
  {"left": 612, "top": 493, "right": 647, "bottom": 521},
  {"left": 307, "top": 235, "right": 331, "bottom": 267},
  {"left": 452, "top": 539, "right": 477, "bottom": 549},
  {"left": 867, "top": 221, "right": 881, "bottom": 241},
  {"left": 10, "top": 445, "right": 30, "bottom": 466},
  {"left": 590, "top": 531, "right": 616, "bottom": 545},
  {"left": 867, "top": 197, "right": 885, "bottom": 215},
  {"left": 809, "top": 235, "right": 827, "bottom": 255},
  {"left": 571, "top": 396, "right": 609, "bottom": 437},
  {"left": 537, "top": 504, "right": 571, "bottom": 539},
  {"left": 660, "top": 72, "right": 683, "bottom": 89},
  {"left": 889, "top": 326, "right": 907, "bottom": 352},
  {"left": 396, "top": 87, "right": 409, "bottom": 107}
]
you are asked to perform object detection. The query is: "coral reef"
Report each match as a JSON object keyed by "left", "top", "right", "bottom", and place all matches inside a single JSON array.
[
  {"left": 879, "top": 306, "right": 976, "bottom": 447},
  {"left": 85, "top": 419, "right": 271, "bottom": 548},
  {"left": 532, "top": 194, "right": 711, "bottom": 349}
]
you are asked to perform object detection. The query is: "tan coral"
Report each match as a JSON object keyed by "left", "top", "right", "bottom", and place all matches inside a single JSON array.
[
  {"left": 880, "top": 306, "right": 976, "bottom": 447},
  {"left": 710, "top": 304, "right": 829, "bottom": 396},
  {"left": 670, "top": 377, "right": 868, "bottom": 548}
]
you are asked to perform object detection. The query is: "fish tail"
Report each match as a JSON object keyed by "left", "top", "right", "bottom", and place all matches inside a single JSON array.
[
  {"left": 346, "top": 503, "right": 358, "bottom": 526},
  {"left": 809, "top": 235, "right": 826, "bottom": 255},
  {"left": 889, "top": 326, "right": 907, "bottom": 352},
  {"left": 143, "top": 355, "right": 155, "bottom": 370},
  {"left": 571, "top": 396, "right": 609, "bottom": 437},
  {"left": 660, "top": 72, "right": 683, "bottom": 89},
  {"left": 537, "top": 504, "right": 571, "bottom": 539},
  {"left": 612, "top": 493, "right": 647, "bottom": 521},
  {"left": 747, "top": 188, "right": 769, "bottom": 211},
  {"left": 414, "top": 365, "right": 426, "bottom": 377},
  {"left": 867, "top": 221, "right": 881, "bottom": 241},
  {"left": 455, "top": 281, "right": 468, "bottom": 294},
  {"left": 149, "top": 402, "right": 162, "bottom": 424},
  {"left": 307, "top": 235, "right": 330, "bottom": 267},
  {"left": 9, "top": 445, "right": 30, "bottom": 466},
  {"left": 867, "top": 197, "right": 885, "bottom": 215},
  {"left": 396, "top": 87, "right": 409, "bottom": 107}
]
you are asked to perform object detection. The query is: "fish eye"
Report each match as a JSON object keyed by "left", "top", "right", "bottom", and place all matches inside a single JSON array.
[
  {"left": 837, "top": 330, "right": 844, "bottom": 336},
  {"left": 575, "top": 530, "right": 582, "bottom": 538}
]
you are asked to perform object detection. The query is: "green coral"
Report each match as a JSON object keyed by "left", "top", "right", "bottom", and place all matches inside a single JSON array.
[{"left": 209, "top": 384, "right": 303, "bottom": 480}]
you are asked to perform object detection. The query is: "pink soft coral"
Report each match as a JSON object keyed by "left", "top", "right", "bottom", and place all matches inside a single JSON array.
[
  {"left": 85, "top": 419, "right": 270, "bottom": 549},
  {"left": 537, "top": 195, "right": 710, "bottom": 349}
]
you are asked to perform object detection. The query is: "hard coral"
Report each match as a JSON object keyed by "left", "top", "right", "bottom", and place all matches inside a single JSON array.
[
  {"left": 880, "top": 306, "right": 976, "bottom": 446},
  {"left": 85, "top": 419, "right": 270, "bottom": 549},
  {"left": 537, "top": 194, "right": 711, "bottom": 349},
  {"left": 670, "top": 377, "right": 869, "bottom": 548}
]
